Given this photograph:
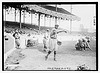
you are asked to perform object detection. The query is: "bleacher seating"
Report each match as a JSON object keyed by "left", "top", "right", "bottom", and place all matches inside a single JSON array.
[{"left": 4, "top": 21, "right": 53, "bottom": 34}]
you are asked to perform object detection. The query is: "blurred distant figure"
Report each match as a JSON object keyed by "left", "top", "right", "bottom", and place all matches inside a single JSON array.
[
  {"left": 13, "top": 29, "right": 20, "bottom": 49},
  {"left": 82, "top": 38, "right": 91, "bottom": 51},
  {"left": 75, "top": 39, "right": 83, "bottom": 51},
  {"left": 43, "top": 29, "right": 50, "bottom": 52},
  {"left": 75, "top": 37, "right": 91, "bottom": 51}
]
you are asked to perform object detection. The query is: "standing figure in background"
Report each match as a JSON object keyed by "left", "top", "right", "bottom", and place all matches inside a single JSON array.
[
  {"left": 13, "top": 29, "right": 20, "bottom": 49},
  {"left": 43, "top": 29, "right": 50, "bottom": 52},
  {"left": 45, "top": 24, "right": 67, "bottom": 61},
  {"left": 82, "top": 38, "right": 91, "bottom": 51}
]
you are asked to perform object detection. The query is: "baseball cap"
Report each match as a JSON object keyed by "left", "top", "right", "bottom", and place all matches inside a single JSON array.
[{"left": 55, "top": 24, "right": 59, "bottom": 26}]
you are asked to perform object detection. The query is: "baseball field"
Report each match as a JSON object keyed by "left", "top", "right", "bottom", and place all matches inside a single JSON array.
[{"left": 4, "top": 33, "right": 96, "bottom": 70}]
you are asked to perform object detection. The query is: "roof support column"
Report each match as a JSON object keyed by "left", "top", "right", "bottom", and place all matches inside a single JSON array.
[
  {"left": 59, "top": 18, "right": 60, "bottom": 25},
  {"left": 55, "top": 17, "right": 57, "bottom": 25},
  {"left": 44, "top": 14, "right": 46, "bottom": 26},
  {"left": 19, "top": 5, "right": 21, "bottom": 29},
  {"left": 23, "top": 10, "right": 25, "bottom": 23},
  {"left": 70, "top": 5, "right": 72, "bottom": 33},
  {"left": 15, "top": 8, "right": 16, "bottom": 22},
  {"left": 38, "top": 13, "right": 40, "bottom": 33},
  {"left": 49, "top": 16, "right": 51, "bottom": 27},
  {"left": 55, "top": 4, "right": 57, "bottom": 25},
  {"left": 4, "top": 5, "right": 6, "bottom": 26},
  {"left": 70, "top": 19, "right": 72, "bottom": 33},
  {"left": 31, "top": 12, "right": 32, "bottom": 25}
]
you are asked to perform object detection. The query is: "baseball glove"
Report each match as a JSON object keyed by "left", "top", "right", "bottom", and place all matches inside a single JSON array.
[{"left": 57, "top": 41, "right": 62, "bottom": 45}]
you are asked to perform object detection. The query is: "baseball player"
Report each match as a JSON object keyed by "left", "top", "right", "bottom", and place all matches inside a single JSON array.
[
  {"left": 13, "top": 29, "right": 20, "bottom": 49},
  {"left": 45, "top": 24, "right": 67, "bottom": 61},
  {"left": 43, "top": 29, "right": 50, "bottom": 52}
]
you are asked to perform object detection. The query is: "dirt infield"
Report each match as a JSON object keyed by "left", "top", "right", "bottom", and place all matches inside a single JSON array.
[
  {"left": 4, "top": 34, "right": 96, "bottom": 70},
  {"left": 4, "top": 34, "right": 15, "bottom": 53},
  {"left": 14, "top": 40, "right": 96, "bottom": 70}
]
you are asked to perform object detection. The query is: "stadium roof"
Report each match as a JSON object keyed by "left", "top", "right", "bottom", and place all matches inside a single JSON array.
[
  {"left": 41, "top": 5, "right": 73, "bottom": 15},
  {"left": 3, "top": 4, "right": 81, "bottom": 21},
  {"left": 22, "top": 5, "right": 81, "bottom": 21}
]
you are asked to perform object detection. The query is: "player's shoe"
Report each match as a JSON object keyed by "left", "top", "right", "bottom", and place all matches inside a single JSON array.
[
  {"left": 45, "top": 56, "right": 48, "bottom": 60},
  {"left": 43, "top": 49, "right": 46, "bottom": 52},
  {"left": 54, "top": 58, "right": 57, "bottom": 61}
]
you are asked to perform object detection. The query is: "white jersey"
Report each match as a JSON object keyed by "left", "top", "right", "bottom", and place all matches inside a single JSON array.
[
  {"left": 50, "top": 28, "right": 58, "bottom": 39},
  {"left": 44, "top": 32, "right": 50, "bottom": 39}
]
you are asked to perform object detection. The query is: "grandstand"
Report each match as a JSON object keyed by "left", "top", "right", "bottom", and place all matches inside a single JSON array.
[{"left": 4, "top": 21, "right": 53, "bottom": 34}]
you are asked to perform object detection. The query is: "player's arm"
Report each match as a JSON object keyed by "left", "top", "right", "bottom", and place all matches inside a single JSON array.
[
  {"left": 44, "top": 33, "right": 47, "bottom": 39},
  {"left": 57, "top": 30, "right": 67, "bottom": 34}
]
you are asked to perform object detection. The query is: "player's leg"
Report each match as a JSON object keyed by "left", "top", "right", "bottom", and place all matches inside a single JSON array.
[
  {"left": 43, "top": 39, "right": 47, "bottom": 51},
  {"left": 54, "top": 51, "right": 56, "bottom": 61},
  {"left": 45, "top": 39, "right": 53, "bottom": 60},
  {"left": 54, "top": 39, "right": 58, "bottom": 61},
  {"left": 86, "top": 42, "right": 91, "bottom": 50},
  {"left": 45, "top": 50, "right": 52, "bottom": 60},
  {"left": 45, "top": 39, "right": 50, "bottom": 52},
  {"left": 15, "top": 39, "right": 20, "bottom": 49},
  {"left": 44, "top": 44, "right": 47, "bottom": 52}
]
